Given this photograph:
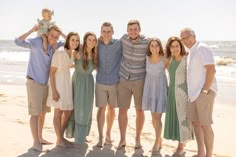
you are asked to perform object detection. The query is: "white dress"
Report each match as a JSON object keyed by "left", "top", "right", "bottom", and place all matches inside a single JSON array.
[{"left": 47, "top": 47, "right": 73, "bottom": 110}]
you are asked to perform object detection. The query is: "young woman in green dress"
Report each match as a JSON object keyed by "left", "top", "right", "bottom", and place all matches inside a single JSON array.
[{"left": 67, "top": 32, "right": 98, "bottom": 144}]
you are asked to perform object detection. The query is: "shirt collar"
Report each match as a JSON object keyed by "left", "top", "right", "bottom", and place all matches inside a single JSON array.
[
  {"left": 190, "top": 41, "right": 199, "bottom": 52},
  {"left": 127, "top": 36, "right": 143, "bottom": 44},
  {"left": 100, "top": 39, "right": 115, "bottom": 45}
]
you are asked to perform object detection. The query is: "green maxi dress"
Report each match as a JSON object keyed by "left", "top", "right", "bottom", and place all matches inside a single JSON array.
[
  {"left": 66, "top": 58, "right": 94, "bottom": 144},
  {"left": 164, "top": 56, "right": 193, "bottom": 142}
]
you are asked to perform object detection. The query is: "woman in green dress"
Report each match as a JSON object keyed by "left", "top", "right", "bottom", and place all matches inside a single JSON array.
[
  {"left": 67, "top": 32, "right": 98, "bottom": 144},
  {"left": 164, "top": 37, "right": 193, "bottom": 156}
]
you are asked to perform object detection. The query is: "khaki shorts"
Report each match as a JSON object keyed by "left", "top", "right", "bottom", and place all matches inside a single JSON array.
[
  {"left": 26, "top": 79, "right": 50, "bottom": 115},
  {"left": 117, "top": 79, "right": 144, "bottom": 109},
  {"left": 95, "top": 83, "right": 118, "bottom": 108},
  {"left": 188, "top": 90, "right": 216, "bottom": 125}
]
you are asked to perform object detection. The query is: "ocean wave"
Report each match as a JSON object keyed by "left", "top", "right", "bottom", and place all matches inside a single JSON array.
[
  {"left": 205, "top": 41, "right": 236, "bottom": 49},
  {"left": 215, "top": 56, "right": 236, "bottom": 66},
  {"left": 0, "top": 51, "right": 29, "bottom": 62},
  {"left": 209, "top": 43, "right": 233, "bottom": 49}
]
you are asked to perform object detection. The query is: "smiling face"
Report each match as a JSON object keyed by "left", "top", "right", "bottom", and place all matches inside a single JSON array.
[
  {"left": 101, "top": 25, "right": 113, "bottom": 42},
  {"left": 127, "top": 23, "right": 140, "bottom": 41},
  {"left": 180, "top": 31, "right": 196, "bottom": 49},
  {"left": 47, "top": 29, "right": 60, "bottom": 46},
  {"left": 170, "top": 40, "right": 181, "bottom": 57},
  {"left": 86, "top": 35, "right": 97, "bottom": 51},
  {"left": 149, "top": 40, "right": 160, "bottom": 56},
  {"left": 69, "top": 35, "right": 80, "bottom": 50},
  {"left": 43, "top": 11, "right": 52, "bottom": 22}
]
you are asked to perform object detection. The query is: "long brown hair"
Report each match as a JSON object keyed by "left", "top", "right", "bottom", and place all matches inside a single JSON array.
[
  {"left": 166, "top": 36, "right": 186, "bottom": 58},
  {"left": 147, "top": 38, "right": 164, "bottom": 56},
  {"left": 82, "top": 32, "right": 98, "bottom": 70},
  {"left": 64, "top": 32, "right": 80, "bottom": 51}
]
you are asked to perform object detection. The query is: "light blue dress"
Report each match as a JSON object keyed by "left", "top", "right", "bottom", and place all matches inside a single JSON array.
[{"left": 142, "top": 57, "right": 167, "bottom": 113}]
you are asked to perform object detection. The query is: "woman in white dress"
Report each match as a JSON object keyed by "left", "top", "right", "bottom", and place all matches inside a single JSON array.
[{"left": 47, "top": 32, "right": 80, "bottom": 147}]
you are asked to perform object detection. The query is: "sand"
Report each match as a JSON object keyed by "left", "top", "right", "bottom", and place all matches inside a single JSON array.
[{"left": 0, "top": 83, "right": 235, "bottom": 157}]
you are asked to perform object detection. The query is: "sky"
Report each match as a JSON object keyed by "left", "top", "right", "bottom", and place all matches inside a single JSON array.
[{"left": 0, "top": 0, "right": 236, "bottom": 41}]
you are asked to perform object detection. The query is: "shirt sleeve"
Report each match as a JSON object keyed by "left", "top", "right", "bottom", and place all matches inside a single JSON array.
[
  {"left": 51, "top": 51, "right": 60, "bottom": 68},
  {"left": 199, "top": 45, "right": 215, "bottom": 66},
  {"left": 14, "top": 38, "right": 34, "bottom": 49}
]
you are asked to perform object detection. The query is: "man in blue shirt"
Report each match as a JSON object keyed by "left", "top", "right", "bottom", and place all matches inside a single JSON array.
[
  {"left": 15, "top": 25, "right": 64, "bottom": 152},
  {"left": 96, "top": 22, "right": 122, "bottom": 147}
]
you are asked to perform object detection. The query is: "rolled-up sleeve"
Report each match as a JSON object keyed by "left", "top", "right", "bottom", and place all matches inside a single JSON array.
[{"left": 14, "top": 38, "right": 32, "bottom": 49}]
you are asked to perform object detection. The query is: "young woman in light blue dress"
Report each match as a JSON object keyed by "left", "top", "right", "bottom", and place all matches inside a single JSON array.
[{"left": 142, "top": 38, "right": 168, "bottom": 152}]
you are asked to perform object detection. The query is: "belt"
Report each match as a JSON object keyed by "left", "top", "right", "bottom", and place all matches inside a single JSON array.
[
  {"left": 26, "top": 76, "right": 47, "bottom": 86},
  {"left": 26, "top": 76, "right": 34, "bottom": 80}
]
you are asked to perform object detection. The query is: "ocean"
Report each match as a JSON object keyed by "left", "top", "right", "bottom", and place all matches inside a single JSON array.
[{"left": 0, "top": 40, "right": 236, "bottom": 85}]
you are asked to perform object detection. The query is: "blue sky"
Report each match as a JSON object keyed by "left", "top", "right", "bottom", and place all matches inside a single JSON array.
[{"left": 1, "top": 0, "right": 236, "bottom": 40}]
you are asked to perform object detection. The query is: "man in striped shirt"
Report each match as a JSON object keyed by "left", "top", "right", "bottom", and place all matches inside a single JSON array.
[{"left": 117, "top": 20, "right": 149, "bottom": 150}]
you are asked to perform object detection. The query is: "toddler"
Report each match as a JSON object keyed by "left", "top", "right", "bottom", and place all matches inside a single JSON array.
[{"left": 37, "top": 8, "right": 55, "bottom": 53}]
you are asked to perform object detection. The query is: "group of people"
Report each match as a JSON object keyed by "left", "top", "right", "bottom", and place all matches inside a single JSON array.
[{"left": 15, "top": 8, "right": 217, "bottom": 157}]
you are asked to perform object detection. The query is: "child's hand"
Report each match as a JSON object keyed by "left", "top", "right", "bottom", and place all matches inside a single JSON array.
[{"left": 30, "top": 25, "right": 40, "bottom": 33}]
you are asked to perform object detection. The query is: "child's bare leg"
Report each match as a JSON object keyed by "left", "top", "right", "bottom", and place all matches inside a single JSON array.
[{"left": 41, "top": 34, "right": 48, "bottom": 53}]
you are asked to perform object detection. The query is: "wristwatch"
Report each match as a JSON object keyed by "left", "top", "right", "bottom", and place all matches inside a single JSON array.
[{"left": 202, "top": 89, "right": 209, "bottom": 94}]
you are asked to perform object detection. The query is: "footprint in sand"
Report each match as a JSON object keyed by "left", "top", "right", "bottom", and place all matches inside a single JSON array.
[{"left": 14, "top": 119, "right": 27, "bottom": 124}]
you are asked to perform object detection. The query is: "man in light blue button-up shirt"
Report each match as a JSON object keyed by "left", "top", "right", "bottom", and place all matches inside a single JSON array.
[
  {"left": 95, "top": 22, "right": 122, "bottom": 147},
  {"left": 15, "top": 25, "right": 64, "bottom": 151}
]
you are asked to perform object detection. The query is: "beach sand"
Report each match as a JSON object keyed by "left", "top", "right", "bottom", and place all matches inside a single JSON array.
[{"left": 0, "top": 83, "right": 235, "bottom": 157}]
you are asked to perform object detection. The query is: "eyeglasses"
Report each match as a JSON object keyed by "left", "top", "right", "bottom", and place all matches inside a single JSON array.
[{"left": 181, "top": 35, "right": 192, "bottom": 41}]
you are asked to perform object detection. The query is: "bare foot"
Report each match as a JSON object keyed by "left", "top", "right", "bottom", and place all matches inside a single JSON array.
[
  {"left": 96, "top": 141, "right": 103, "bottom": 148},
  {"left": 116, "top": 141, "right": 126, "bottom": 150},
  {"left": 192, "top": 154, "right": 205, "bottom": 157},
  {"left": 56, "top": 140, "right": 70, "bottom": 148},
  {"left": 150, "top": 141, "right": 161, "bottom": 152},
  {"left": 134, "top": 143, "right": 142, "bottom": 149},
  {"left": 173, "top": 150, "right": 185, "bottom": 157},
  {"left": 135, "top": 137, "right": 142, "bottom": 149},
  {"left": 158, "top": 138, "right": 162, "bottom": 149},
  {"left": 104, "top": 138, "right": 114, "bottom": 146},
  {"left": 31, "top": 143, "right": 42, "bottom": 152},
  {"left": 63, "top": 138, "right": 74, "bottom": 145},
  {"left": 85, "top": 137, "right": 92, "bottom": 143},
  {"left": 39, "top": 139, "right": 53, "bottom": 145},
  {"left": 96, "top": 136, "right": 103, "bottom": 147},
  {"left": 149, "top": 148, "right": 160, "bottom": 155},
  {"left": 149, "top": 145, "right": 160, "bottom": 153}
]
